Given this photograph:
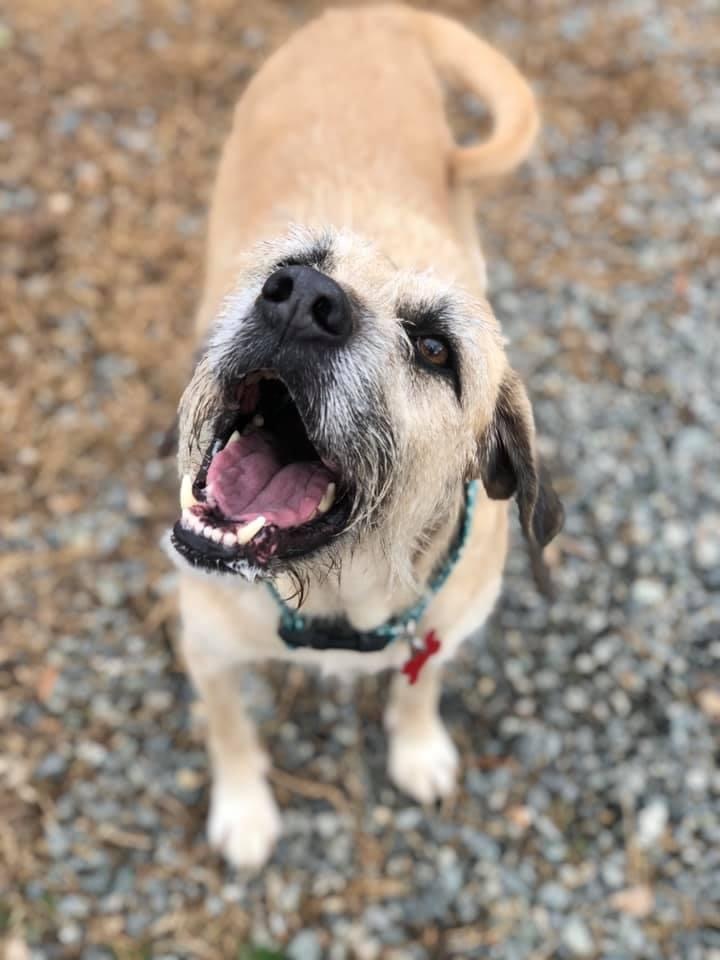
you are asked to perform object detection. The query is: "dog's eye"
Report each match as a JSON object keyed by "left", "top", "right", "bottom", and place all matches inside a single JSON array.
[{"left": 414, "top": 335, "right": 451, "bottom": 368}]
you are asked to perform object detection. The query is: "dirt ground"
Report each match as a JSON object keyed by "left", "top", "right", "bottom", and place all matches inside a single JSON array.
[{"left": 2, "top": 1, "right": 719, "bottom": 958}]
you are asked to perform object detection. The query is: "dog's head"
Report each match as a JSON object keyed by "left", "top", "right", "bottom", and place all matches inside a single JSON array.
[{"left": 170, "top": 226, "right": 563, "bottom": 588}]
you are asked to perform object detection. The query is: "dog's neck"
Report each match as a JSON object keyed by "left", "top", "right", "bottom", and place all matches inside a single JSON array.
[{"left": 274, "top": 485, "right": 466, "bottom": 632}]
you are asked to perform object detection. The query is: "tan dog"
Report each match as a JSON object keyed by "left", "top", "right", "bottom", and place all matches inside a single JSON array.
[{"left": 167, "top": 4, "right": 563, "bottom": 869}]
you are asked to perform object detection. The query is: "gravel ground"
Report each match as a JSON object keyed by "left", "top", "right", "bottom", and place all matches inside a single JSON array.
[{"left": 2, "top": 1, "right": 719, "bottom": 958}]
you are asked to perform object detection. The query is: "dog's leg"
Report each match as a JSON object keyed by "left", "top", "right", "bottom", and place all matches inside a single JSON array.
[
  {"left": 384, "top": 663, "right": 459, "bottom": 804},
  {"left": 181, "top": 640, "right": 280, "bottom": 870}
]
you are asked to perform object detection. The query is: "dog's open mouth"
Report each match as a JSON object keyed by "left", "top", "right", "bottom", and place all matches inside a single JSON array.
[{"left": 171, "top": 373, "right": 351, "bottom": 573}]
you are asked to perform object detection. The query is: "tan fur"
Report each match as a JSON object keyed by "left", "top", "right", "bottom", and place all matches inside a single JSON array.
[{"left": 173, "top": 5, "right": 551, "bottom": 869}]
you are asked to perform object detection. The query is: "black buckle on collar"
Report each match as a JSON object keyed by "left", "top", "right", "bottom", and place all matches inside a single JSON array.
[{"left": 279, "top": 617, "right": 393, "bottom": 653}]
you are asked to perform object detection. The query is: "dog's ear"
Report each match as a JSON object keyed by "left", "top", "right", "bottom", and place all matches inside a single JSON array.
[{"left": 479, "top": 370, "right": 564, "bottom": 549}]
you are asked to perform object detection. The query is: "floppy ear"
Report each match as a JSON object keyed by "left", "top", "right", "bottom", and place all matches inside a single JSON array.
[{"left": 479, "top": 370, "right": 564, "bottom": 549}]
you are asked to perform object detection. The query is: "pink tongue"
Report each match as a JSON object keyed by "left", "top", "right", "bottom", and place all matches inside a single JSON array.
[{"left": 206, "top": 432, "right": 333, "bottom": 528}]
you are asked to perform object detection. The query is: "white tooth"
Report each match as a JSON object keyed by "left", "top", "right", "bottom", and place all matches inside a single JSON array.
[
  {"left": 191, "top": 515, "right": 203, "bottom": 532},
  {"left": 235, "top": 515, "right": 266, "bottom": 545},
  {"left": 210, "top": 528, "right": 223, "bottom": 543},
  {"left": 203, "top": 525, "right": 215, "bottom": 539},
  {"left": 181, "top": 508, "right": 194, "bottom": 529},
  {"left": 317, "top": 482, "right": 336, "bottom": 514},
  {"left": 226, "top": 430, "right": 241, "bottom": 446},
  {"left": 252, "top": 414, "right": 264, "bottom": 427},
  {"left": 223, "top": 532, "right": 237, "bottom": 547},
  {"left": 180, "top": 474, "right": 197, "bottom": 510}
]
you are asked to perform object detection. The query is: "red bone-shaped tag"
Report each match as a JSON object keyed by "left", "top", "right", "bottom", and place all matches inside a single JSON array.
[{"left": 401, "top": 630, "right": 442, "bottom": 685}]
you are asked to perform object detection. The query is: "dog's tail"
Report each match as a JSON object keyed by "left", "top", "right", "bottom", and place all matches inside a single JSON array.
[{"left": 409, "top": 8, "right": 539, "bottom": 182}]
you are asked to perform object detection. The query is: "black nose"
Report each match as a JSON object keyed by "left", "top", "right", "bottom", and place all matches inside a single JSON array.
[{"left": 258, "top": 265, "right": 352, "bottom": 345}]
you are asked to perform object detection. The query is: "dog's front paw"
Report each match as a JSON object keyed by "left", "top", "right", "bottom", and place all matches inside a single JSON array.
[
  {"left": 208, "top": 774, "right": 281, "bottom": 870},
  {"left": 388, "top": 720, "right": 459, "bottom": 804}
]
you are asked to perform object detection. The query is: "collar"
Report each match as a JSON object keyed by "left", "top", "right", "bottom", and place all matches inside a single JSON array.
[{"left": 265, "top": 480, "right": 479, "bottom": 654}]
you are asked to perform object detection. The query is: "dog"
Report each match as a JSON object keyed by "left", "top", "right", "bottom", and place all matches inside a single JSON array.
[{"left": 166, "top": 4, "right": 564, "bottom": 869}]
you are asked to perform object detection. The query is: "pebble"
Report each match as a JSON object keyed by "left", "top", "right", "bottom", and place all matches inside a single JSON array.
[
  {"left": 78, "top": 868, "right": 112, "bottom": 896},
  {"left": 394, "top": 808, "right": 423, "bottom": 830},
  {"left": 539, "top": 882, "right": 572, "bottom": 912},
  {"left": 631, "top": 578, "right": 667, "bottom": 607},
  {"left": 694, "top": 515, "right": 720, "bottom": 569},
  {"left": 564, "top": 686, "right": 590, "bottom": 712},
  {"left": 57, "top": 895, "right": 90, "bottom": 919},
  {"left": 287, "top": 930, "right": 323, "bottom": 960},
  {"left": 242, "top": 26, "right": 266, "bottom": 49},
  {"left": 560, "top": 917, "right": 595, "bottom": 957},
  {"left": 637, "top": 799, "right": 669, "bottom": 849},
  {"left": 125, "top": 913, "right": 150, "bottom": 937},
  {"left": 35, "top": 753, "right": 68, "bottom": 780}
]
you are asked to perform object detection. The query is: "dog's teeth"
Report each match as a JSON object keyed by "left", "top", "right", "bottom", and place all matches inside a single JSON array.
[
  {"left": 317, "top": 482, "right": 336, "bottom": 515},
  {"left": 223, "top": 531, "right": 237, "bottom": 548},
  {"left": 180, "top": 474, "right": 197, "bottom": 510},
  {"left": 203, "top": 525, "right": 215, "bottom": 538},
  {"left": 226, "top": 430, "right": 241, "bottom": 446},
  {"left": 252, "top": 414, "right": 264, "bottom": 427},
  {"left": 235, "top": 516, "right": 266, "bottom": 545},
  {"left": 210, "top": 528, "right": 223, "bottom": 543},
  {"left": 180, "top": 508, "right": 195, "bottom": 530}
]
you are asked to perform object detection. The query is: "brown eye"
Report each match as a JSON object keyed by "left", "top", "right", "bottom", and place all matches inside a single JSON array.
[{"left": 415, "top": 336, "right": 450, "bottom": 367}]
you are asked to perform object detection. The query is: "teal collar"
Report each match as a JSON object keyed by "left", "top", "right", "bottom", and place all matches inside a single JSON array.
[{"left": 265, "top": 480, "right": 479, "bottom": 654}]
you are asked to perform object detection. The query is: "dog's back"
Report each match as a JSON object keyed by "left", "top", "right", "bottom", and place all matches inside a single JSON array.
[{"left": 198, "top": 4, "right": 539, "bottom": 334}]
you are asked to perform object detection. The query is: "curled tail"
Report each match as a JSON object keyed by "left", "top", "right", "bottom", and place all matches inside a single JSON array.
[{"left": 408, "top": 8, "right": 540, "bottom": 182}]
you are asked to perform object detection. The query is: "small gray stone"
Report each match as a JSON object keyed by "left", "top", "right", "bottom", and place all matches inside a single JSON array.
[
  {"left": 58, "top": 923, "right": 82, "bottom": 945},
  {"left": 35, "top": 752, "right": 68, "bottom": 780},
  {"left": 460, "top": 92, "right": 490, "bottom": 120},
  {"left": 560, "top": 916, "right": 595, "bottom": 956},
  {"left": 694, "top": 515, "right": 720, "bottom": 569},
  {"left": 57, "top": 894, "right": 90, "bottom": 919},
  {"left": 564, "top": 686, "right": 590, "bottom": 712},
  {"left": 78, "top": 868, "right": 112, "bottom": 895},
  {"left": 637, "top": 798, "right": 669, "bottom": 849},
  {"left": 45, "top": 823, "right": 71, "bottom": 858},
  {"left": 440, "top": 863, "right": 464, "bottom": 898},
  {"left": 242, "top": 26, "right": 265, "bottom": 49},
  {"left": 631, "top": 578, "right": 667, "bottom": 607},
  {"left": 395, "top": 808, "right": 423, "bottom": 830},
  {"left": 460, "top": 828, "right": 500, "bottom": 861},
  {"left": 539, "top": 882, "right": 572, "bottom": 912},
  {"left": 113, "top": 866, "right": 136, "bottom": 894},
  {"left": 288, "top": 929, "right": 323, "bottom": 960},
  {"left": 125, "top": 913, "right": 150, "bottom": 937}
]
